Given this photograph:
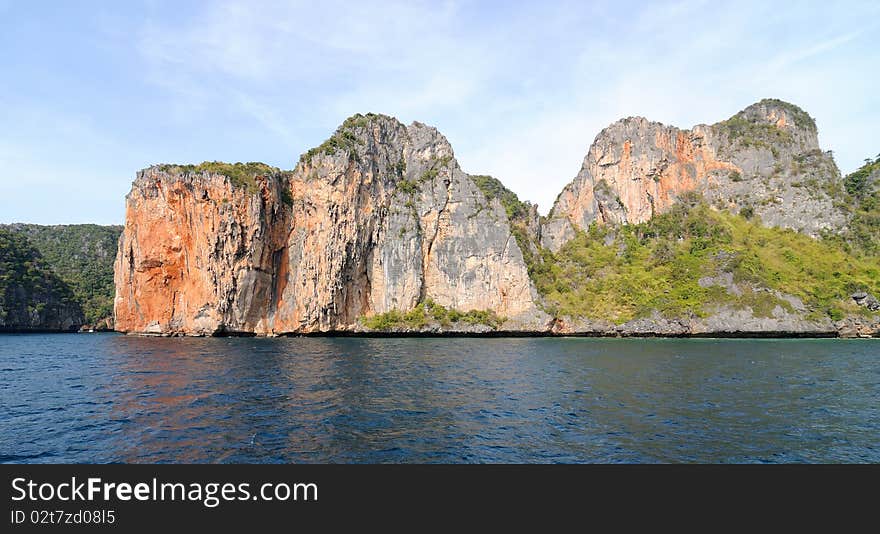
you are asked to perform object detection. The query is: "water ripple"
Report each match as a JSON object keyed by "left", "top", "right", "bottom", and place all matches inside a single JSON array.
[{"left": 0, "top": 334, "right": 878, "bottom": 463}]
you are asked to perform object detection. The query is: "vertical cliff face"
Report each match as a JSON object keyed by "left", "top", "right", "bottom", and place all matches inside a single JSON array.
[
  {"left": 542, "top": 99, "right": 845, "bottom": 250},
  {"left": 113, "top": 166, "right": 291, "bottom": 335},
  {"left": 114, "top": 115, "right": 547, "bottom": 335},
  {"left": 275, "top": 114, "right": 547, "bottom": 332}
]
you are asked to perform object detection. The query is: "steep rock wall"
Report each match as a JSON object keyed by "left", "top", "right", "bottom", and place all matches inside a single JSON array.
[
  {"left": 113, "top": 169, "right": 290, "bottom": 335},
  {"left": 114, "top": 115, "right": 547, "bottom": 335},
  {"left": 543, "top": 99, "right": 845, "bottom": 250}
]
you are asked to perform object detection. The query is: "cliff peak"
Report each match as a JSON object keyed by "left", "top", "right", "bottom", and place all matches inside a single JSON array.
[
  {"left": 543, "top": 98, "right": 842, "bottom": 250},
  {"left": 298, "top": 113, "right": 409, "bottom": 167},
  {"left": 607, "top": 115, "right": 655, "bottom": 126},
  {"left": 339, "top": 112, "right": 404, "bottom": 130},
  {"left": 722, "top": 98, "right": 817, "bottom": 133}
]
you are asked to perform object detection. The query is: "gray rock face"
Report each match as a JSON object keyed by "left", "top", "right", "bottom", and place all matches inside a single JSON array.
[
  {"left": 115, "top": 114, "right": 549, "bottom": 335},
  {"left": 853, "top": 292, "right": 880, "bottom": 311},
  {"left": 691, "top": 306, "right": 835, "bottom": 336},
  {"left": 542, "top": 99, "right": 847, "bottom": 251},
  {"left": 539, "top": 217, "right": 576, "bottom": 252},
  {"left": 274, "top": 115, "right": 549, "bottom": 332},
  {"left": 835, "top": 315, "right": 880, "bottom": 338},
  {"left": 870, "top": 168, "right": 880, "bottom": 192},
  {"left": 549, "top": 307, "right": 869, "bottom": 338}
]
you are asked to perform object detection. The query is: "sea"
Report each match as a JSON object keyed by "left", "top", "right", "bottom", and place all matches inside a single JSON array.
[{"left": 1, "top": 334, "right": 877, "bottom": 463}]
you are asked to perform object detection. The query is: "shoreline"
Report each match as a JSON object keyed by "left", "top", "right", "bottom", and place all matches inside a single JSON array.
[{"left": 3, "top": 330, "right": 873, "bottom": 339}]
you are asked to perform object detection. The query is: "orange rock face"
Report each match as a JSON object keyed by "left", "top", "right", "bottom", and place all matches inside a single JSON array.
[
  {"left": 542, "top": 99, "right": 841, "bottom": 250},
  {"left": 550, "top": 118, "right": 739, "bottom": 231},
  {"left": 114, "top": 115, "right": 548, "bottom": 336},
  {"left": 113, "top": 169, "right": 290, "bottom": 335}
]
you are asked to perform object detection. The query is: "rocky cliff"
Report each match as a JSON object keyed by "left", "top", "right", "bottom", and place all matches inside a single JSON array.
[
  {"left": 542, "top": 99, "right": 845, "bottom": 250},
  {"left": 114, "top": 115, "right": 547, "bottom": 335},
  {"left": 114, "top": 102, "right": 879, "bottom": 338},
  {"left": 113, "top": 162, "right": 292, "bottom": 335}
]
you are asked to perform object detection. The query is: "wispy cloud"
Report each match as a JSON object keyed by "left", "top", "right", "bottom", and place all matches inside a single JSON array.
[
  {"left": 765, "top": 30, "right": 866, "bottom": 72},
  {"left": 2, "top": 0, "right": 879, "bottom": 223},
  {"left": 231, "top": 91, "right": 297, "bottom": 146}
]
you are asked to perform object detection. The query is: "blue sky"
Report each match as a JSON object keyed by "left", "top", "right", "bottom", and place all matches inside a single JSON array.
[{"left": 1, "top": 0, "right": 878, "bottom": 224}]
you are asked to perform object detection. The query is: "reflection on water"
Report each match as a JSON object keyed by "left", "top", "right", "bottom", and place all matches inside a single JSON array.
[{"left": 1, "top": 334, "right": 878, "bottom": 463}]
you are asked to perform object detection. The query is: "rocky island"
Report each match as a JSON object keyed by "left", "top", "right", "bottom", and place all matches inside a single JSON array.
[
  {"left": 107, "top": 99, "right": 879, "bottom": 337},
  {"left": 2, "top": 99, "right": 876, "bottom": 337}
]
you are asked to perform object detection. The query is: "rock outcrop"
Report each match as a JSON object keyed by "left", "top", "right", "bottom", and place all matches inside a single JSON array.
[
  {"left": 542, "top": 99, "right": 845, "bottom": 250},
  {"left": 852, "top": 292, "right": 880, "bottom": 311},
  {"left": 114, "top": 163, "right": 292, "bottom": 335},
  {"left": 114, "top": 115, "right": 548, "bottom": 336}
]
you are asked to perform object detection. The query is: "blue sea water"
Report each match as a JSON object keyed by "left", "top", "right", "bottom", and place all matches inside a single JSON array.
[{"left": 0, "top": 334, "right": 877, "bottom": 463}]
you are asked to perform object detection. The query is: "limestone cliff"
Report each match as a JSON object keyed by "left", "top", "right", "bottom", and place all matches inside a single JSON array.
[
  {"left": 114, "top": 115, "right": 548, "bottom": 336},
  {"left": 543, "top": 99, "right": 845, "bottom": 250},
  {"left": 114, "top": 163, "right": 292, "bottom": 335},
  {"left": 113, "top": 103, "right": 877, "bottom": 338}
]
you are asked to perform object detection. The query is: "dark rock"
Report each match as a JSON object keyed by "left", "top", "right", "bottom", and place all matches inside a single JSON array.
[{"left": 852, "top": 292, "right": 879, "bottom": 311}]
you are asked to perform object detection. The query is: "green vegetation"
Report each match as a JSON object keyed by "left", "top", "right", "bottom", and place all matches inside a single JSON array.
[
  {"left": 301, "top": 130, "right": 362, "bottom": 164},
  {"left": 361, "top": 299, "right": 505, "bottom": 330},
  {"left": 827, "top": 155, "right": 880, "bottom": 255},
  {"left": 3, "top": 224, "right": 122, "bottom": 325},
  {"left": 471, "top": 174, "right": 530, "bottom": 220},
  {"left": 299, "top": 113, "right": 393, "bottom": 164},
  {"left": 415, "top": 155, "right": 453, "bottom": 185},
  {"left": 158, "top": 161, "right": 279, "bottom": 194},
  {"left": 279, "top": 184, "right": 294, "bottom": 207},
  {"left": 716, "top": 115, "right": 793, "bottom": 149},
  {"left": 340, "top": 113, "right": 373, "bottom": 130},
  {"left": 419, "top": 168, "right": 439, "bottom": 183},
  {"left": 716, "top": 100, "right": 815, "bottom": 150},
  {"left": 0, "top": 228, "right": 81, "bottom": 326},
  {"left": 394, "top": 154, "right": 454, "bottom": 200},
  {"left": 844, "top": 155, "right": 880, "bottom": 199},
  {"left": 528, "top": 193, "right": 877, "bottom": 323},
  {"left": 397, "top": 179, "right": 419, "bottom": 195}
]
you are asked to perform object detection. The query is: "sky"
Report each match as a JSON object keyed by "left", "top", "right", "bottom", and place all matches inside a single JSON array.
[{"left": 1, "top": 0, "right": 878, "bottom": 225}]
